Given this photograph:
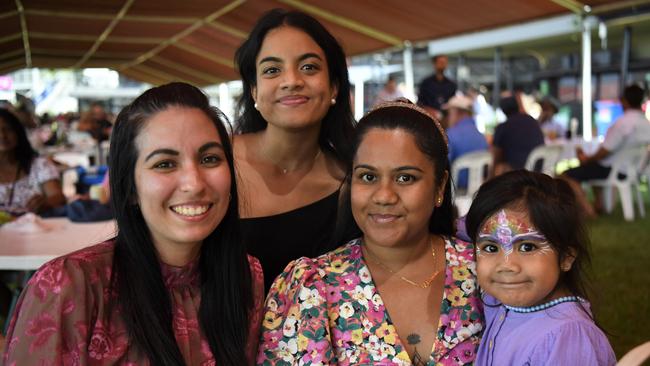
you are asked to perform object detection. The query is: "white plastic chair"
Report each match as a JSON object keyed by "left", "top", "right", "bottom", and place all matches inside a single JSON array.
[
  {"left": 584, "top": 145, "right": 647, "bottom": 221},
  {"left": 452, "top": 151, "right": 492, "bottom": 216},
  {"left": 617, "top": 341, "right": 650, "bottom": 366},
  {"left": 524, "top": 144, "right": 564, "bottom": 176},
  {"left": 639, "top": 146, "right": 650, "bottom": 198}
]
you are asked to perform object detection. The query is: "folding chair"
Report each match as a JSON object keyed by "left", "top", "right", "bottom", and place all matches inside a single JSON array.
[
  {"left": 524, "top": 144, "right": 564, "bottom": 176},
  {"left": 452, "top": 151, "right": 492, "bottom": 216},
  {"left": 584, "top": 145, "right": 647, "bottom": 221}
]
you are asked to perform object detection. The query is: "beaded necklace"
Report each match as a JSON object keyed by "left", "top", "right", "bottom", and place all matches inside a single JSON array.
[{"left": 504, "top": 296, "right": 585, "bottom": 313}]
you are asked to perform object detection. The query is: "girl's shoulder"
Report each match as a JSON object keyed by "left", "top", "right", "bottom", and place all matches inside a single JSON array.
[{"left": 529, "top": 308, "right": 615, "bottom": 365}]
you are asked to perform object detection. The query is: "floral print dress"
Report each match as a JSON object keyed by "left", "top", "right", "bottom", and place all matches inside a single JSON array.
[
  {"left": 3, "top": 240, "right": 265, "bottom": 365},
  {"left": 257, "top": 237, "right": 483, "bottom": 365}
]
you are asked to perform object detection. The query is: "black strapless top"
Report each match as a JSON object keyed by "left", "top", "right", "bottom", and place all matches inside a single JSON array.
[{"left": 242, "top": 190, "right": 344, "bottom": 292}]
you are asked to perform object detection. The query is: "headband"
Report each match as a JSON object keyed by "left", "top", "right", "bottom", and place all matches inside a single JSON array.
[{"left": 369, "top": 98, "right": 449, "bottom": 147}]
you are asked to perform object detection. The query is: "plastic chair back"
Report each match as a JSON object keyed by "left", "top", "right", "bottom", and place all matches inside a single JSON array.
[
  {"left": 524, "top": 144, "right": 563, "bottom": 176},
  {"left": 451, "top": 151, "right": 492, "bottom": 198}
]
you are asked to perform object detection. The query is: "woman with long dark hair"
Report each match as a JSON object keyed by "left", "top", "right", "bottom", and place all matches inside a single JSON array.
[
  {"left": 258, "top": 100, "right": 483, "bottom": 365},
  {"left": 3, "top": 82, "right": 264, "bottom": 365},
  {"left": 234, "top": 9, "right": 356, "bottom": 291},
  {"left": 0, "top": 108, "right": 65, "bottom": 214}
]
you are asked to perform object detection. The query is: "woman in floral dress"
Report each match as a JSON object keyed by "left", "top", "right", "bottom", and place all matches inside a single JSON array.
[
  {"left": 3, "top": 83, "right": 264, "bottom": 365},
  {"left": 257, "top": 99, "right": 483, "bottom": 365}
]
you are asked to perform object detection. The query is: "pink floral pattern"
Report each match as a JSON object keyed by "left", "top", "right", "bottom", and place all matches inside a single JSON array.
[
  {"left": 3, "top": 240, "right": 265, "bottom": 365},
  {"left": 257, "top": 238, "right": 483, "bottom": 365}
]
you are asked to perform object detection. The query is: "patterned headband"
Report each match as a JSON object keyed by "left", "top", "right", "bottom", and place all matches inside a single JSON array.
[{"left": 368, "top": 98, "right": 449, "bottom": 147}]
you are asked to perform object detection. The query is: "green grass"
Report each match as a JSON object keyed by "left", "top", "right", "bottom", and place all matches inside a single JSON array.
[{"left": 588, "top": 191, "right": 650, "bottom": 362}]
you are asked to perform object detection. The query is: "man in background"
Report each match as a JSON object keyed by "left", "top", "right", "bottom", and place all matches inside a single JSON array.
[
  {"left": 491, "top": 95, "right": 545, "bottom": 176},
  {"left": 562, "top": 84, "right": 650, "bottom": 217},
  {"left": 417, "top": 54, "right": 456, "bottom": 120}
]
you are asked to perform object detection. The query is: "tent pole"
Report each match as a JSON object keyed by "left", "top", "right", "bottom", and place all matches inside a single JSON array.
[
  {"left": 620, "top": 26, "right": 631, "bottom": 91},
  {"left": 581, "top": 14, "right": 593, "bottom": 141},
  {"left": 402, "top": 40, "right": 415, "bottom": 101}
]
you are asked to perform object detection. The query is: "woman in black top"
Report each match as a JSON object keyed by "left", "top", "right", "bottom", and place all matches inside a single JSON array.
[{"left": 233, "top": 9, "right": 356, "bottom": 291}]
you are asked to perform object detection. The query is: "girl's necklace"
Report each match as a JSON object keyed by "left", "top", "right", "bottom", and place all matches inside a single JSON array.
[
  {"left": 504, "top": 296, "right": 585, "bottom": 313},
  {"left": 365, "top": 239, "right": 440, "bottom": 289}
]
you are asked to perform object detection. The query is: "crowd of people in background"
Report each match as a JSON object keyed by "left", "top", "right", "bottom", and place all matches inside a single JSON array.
[{"left": 2, "top": 7, "right": 649, "bottom": 365}]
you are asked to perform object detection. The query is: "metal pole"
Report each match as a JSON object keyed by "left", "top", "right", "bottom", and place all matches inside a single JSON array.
[
  {"left": 581, "top": 15, "right": 593, "bottom": 141},
  {"left": 354, "top": 79, "right": 365, "bottom": 121},
  {"left": 402, "top": 40, "right": 415, "bottom": 101},
  {"left": 492, "top": 47, "right": 502, "bottom": 107},
  {"left": 621, "top": 26, "right": 631, "bottom": 91},
  {"left": 506, "top": 56, "right": 514, "bottom": 93},
  {"left": 457, "top": 53, "right": 465, "bottom": 92}
]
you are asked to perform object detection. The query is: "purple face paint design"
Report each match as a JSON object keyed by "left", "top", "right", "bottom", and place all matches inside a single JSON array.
[{"left": 478, "top": 209, "right": 549, "bottom": 259}]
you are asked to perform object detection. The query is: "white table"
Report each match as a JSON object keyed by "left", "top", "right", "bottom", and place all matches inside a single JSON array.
[{"left": 0, "top": 218, "right": 116, "bottom": 270}]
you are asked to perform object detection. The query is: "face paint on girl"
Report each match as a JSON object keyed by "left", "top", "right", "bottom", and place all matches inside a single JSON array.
[
  {"left": 475, "top": 208, "right": 571, "bottom": 307},
  {"left": 477, "top": 209, "right": 550, "bottom": 260}
]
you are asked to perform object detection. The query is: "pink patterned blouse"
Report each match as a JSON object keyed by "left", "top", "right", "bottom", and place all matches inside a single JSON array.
[
  {"left": 257, "top": 238, "right": 483, "bottom": 365},
  {"left": 3, "top": 240, "right": 265, "bottom": 365}
]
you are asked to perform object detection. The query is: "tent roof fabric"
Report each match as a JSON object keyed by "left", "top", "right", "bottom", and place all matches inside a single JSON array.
[{"left": 0, "top": 0, "right": 626, "bottom": 85}]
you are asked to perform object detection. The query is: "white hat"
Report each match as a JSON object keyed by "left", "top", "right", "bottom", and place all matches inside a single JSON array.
[{"left": 442, "top": 95, "right": 473, "bottom": 111}]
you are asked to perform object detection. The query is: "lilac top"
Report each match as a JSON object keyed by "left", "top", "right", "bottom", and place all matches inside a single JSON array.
[{"left": 476, "top": 294, "right": 616, "bottom": 366}]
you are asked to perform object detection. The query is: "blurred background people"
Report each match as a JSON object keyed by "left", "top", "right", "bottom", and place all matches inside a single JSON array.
[
  {"left": 373, "top": 74, "right": 403, "bottom": 106},
  {"left": 444, "top": 94, "right": 488, "bottom": 191},
  {"left": 417, "top": 54, "right": 457, "bottom": 120},
  {"left": 76, "top": 102, "right": 112, "bottom": 142},
  {"left": 491, "top": 95, "right": 545, "bottom": 177},
  {"left": 0, "top": 108, "right": 65, "bottom": 215},
  {"left": 538, "top": 97, "right": 566, "bottom": 141},
  {"left": 561, "top": 84, "right": 650, "bottom": 217}
]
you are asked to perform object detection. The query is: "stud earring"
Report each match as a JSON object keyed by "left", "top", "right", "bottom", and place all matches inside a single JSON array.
[
  {"left": 437, "top": 198, "right": 443, "bottom": 206},
  {"left": 254, "top": 102, "right": 258, "bottom": 110},
  {"left": 330, "top": 98, "right": 336, "bottom": 105}
]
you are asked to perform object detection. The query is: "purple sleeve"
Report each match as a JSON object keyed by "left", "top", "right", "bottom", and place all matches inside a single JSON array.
[{"left": 529, "top": 321, "right": 616, "bottom": 366}]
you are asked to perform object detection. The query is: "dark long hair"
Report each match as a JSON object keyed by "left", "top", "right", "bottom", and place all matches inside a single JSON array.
[
  {"left": 108, "top": 82, "right": 252, "bottom": 365},
  {"left": 334, "top": 101, "right": 453, "bottom": 243},
  {"left": 0, "top": 108, "right": 37, "bottom": 174},
  {"left": 465, "top": 170, "right": 592, "bottom": 304},
  {"left": 234, "top": 8, "right": 355, "bottom": 163}
]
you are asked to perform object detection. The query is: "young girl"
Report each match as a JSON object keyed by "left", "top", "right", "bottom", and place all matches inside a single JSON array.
[{"left": 465, "top": 170, "right": 616, "bottom": 366}]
